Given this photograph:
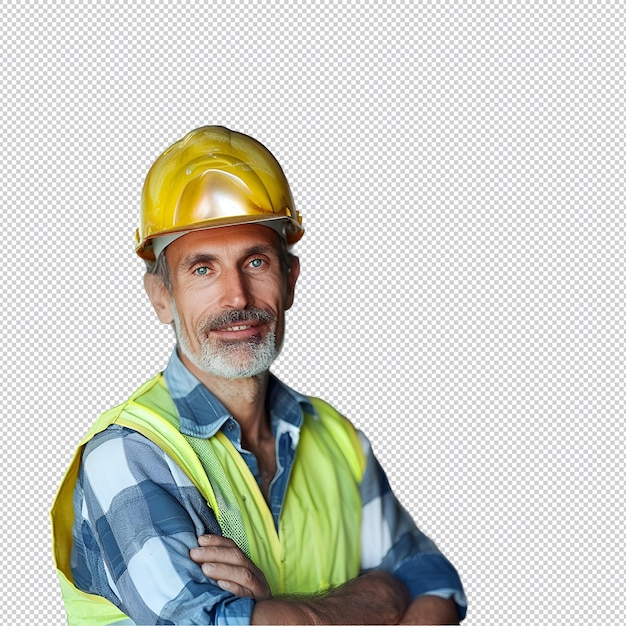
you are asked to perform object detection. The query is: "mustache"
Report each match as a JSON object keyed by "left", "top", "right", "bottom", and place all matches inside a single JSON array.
[{"left": 203, "top": 308, "right": 276, "bottom": 332}]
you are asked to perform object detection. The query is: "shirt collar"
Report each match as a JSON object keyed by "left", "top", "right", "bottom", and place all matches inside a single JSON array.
[{"left": 163, "top": 348, "right": 315, "bottom": 439}]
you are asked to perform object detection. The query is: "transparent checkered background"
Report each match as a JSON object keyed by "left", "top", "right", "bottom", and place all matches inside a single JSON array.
[{"left": 3, "top": 2, "right": 625, "bottom": 623}]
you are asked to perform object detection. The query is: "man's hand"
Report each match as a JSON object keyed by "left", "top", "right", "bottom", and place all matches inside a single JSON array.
[{"left": 190, "top": 534, "right": 272, "bottom": 601}]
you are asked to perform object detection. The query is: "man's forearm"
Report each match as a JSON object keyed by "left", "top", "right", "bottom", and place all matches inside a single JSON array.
[{"left": 251, "top": 570, "right": 410, "bottom": 625}]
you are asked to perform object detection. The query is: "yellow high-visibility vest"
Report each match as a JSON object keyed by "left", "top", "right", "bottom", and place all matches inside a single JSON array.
[{"left": 51, "top": 374, "right": 366, "bottom": 625}]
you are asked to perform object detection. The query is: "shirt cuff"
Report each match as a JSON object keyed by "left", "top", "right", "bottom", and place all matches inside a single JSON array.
[
  {"left": 212, "top": 595, "right": 256, "bottom": 625},
  {"left": 394, "top": 553, "right": 468, "bottom": 620}
]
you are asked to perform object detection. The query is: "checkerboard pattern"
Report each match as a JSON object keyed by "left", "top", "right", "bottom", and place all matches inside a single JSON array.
[{"left": 3, "top": 2, "right": 624, "bottom": 623}]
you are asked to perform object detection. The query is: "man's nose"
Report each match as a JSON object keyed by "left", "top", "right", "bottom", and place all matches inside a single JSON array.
[{"left": 218, "top": 268, "right": 251, "bottom": 309}]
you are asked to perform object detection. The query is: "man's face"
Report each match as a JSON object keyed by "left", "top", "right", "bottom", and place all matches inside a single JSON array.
[{"left": 158, "top": 224, "right": 299, "bottom": 380}]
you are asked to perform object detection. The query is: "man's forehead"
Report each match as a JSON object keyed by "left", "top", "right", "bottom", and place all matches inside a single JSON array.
[{"left": 167, "top": 224, "right": 281, "bottom": 259}]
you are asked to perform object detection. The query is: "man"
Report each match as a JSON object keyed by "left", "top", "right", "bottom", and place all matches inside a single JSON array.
[{"left": 52, "top": 126, "right": 467, "bottom": 625}]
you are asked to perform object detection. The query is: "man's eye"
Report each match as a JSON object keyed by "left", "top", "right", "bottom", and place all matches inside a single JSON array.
[
  {"left": 194, "top": 267, "right": 209, "bottom": 276},
  {"left": 249, "top": 258, "right": 264, "bottom": 268}
]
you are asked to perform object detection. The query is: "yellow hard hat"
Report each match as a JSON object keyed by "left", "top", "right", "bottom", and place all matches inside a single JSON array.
[{"left": 134, "top": 126, "right": 304, "bottom": 263}]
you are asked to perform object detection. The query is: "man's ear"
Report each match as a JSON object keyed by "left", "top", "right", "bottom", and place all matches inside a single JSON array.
[
  {"left": 284, "top": 255, "right": 301, "bottom": 311},
  {"left": 144, "top": 272, "right": 174, "bottom": 324}
]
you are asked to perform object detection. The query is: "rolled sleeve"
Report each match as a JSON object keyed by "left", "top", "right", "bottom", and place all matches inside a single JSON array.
[
  {"left": 394, "top": 553, "right": 468, "bottom": 620},
  {"left": 357, "top": 431, "right": 467, "bottom": 619}
]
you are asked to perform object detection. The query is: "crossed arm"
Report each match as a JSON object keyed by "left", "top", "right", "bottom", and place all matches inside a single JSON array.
[{"left": 190, "top": 535, "right": 460, "bottom": 625}]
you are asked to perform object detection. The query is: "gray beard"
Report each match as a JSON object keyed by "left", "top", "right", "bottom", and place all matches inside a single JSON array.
[{"left": 171, "top": 301, "right": 281, "bottom": 379}]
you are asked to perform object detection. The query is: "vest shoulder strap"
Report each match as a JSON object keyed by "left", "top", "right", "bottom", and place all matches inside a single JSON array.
[{"left": 308, "top": 396, "right": 367, "bottom": 481}]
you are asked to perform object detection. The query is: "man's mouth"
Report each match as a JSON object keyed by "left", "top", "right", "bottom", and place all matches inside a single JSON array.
[
  {"left": 207, "top": 309, "right": 275, "bottom": 333},
  {"left": 209, "top": 321, "right": 266, "bottom": 343},
  {"left": 204, "top": 310, "right": 275, "bottom": 341},
  {"left": 222, "top": 324, "right": 256, "bottom": 332}
]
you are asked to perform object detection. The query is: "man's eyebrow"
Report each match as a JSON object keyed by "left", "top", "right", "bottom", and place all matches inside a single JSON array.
[
  {"left": 178, "top": 246, "right": 279, "bottom": 269},
  {"left": 178, "top": 253, "right": 219, "bottom": 269},
  {"left": 243, "top": 244, "right": 279, "bottom": 257}
]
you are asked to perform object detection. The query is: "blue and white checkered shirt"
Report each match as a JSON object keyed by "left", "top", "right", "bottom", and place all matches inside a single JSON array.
[{"left": 71, "top": 349, "right": 467, "bottom": 624}]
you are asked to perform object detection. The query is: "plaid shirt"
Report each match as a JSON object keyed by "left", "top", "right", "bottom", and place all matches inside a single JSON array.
[{"left": 71, "top": 349, "right": 467, "bottom": 624}]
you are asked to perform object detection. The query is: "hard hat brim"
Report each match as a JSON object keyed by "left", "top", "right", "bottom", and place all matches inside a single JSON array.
[{"left": 136, "top": 215, "right": 303, "bottom": 263}]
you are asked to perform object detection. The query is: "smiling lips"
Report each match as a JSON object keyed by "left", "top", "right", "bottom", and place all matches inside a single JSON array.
[
  {"left": 216, "top": 323, "right": 259, "bottom": 335},
  {"left": 210, "top": 318, "right": 268, "bottom": 341},
  {"left": 203, "top": 308, "right": 276, "bottom": 341}
]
